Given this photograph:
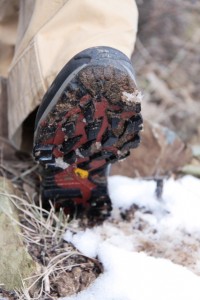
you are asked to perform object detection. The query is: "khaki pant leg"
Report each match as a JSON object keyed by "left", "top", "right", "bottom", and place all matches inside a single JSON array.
[
  {"left": 7, "top": 0, "right": 138, "bottom": 147},
  {"left": 0, "top": 1, "right": 19, "bottom": 138},
  {"left": 0, "top": 0, "right": 19, "bottom": 77}
]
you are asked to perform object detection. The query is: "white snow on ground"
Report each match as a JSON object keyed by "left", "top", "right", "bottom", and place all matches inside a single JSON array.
[{"left": 62, "top": 175, "right": 200, "bottom": 300}]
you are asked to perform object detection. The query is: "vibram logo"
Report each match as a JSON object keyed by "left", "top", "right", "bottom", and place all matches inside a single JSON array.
[{"left": 74, "top": 168, "right": 89, "bottom": 179}]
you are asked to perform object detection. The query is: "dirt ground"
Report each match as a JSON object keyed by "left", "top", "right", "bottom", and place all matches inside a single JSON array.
[{"left": 0, "top": 0, "right": 199, "bottom": 299}]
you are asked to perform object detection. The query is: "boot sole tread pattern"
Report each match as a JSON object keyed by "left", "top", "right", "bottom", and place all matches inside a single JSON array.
[{"left": 34, "top": 64, "right": 143, "bottom": 221}]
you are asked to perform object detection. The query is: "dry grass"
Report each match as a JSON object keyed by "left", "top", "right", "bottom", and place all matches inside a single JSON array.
[
  {"left": 0, "top": 189, "right": 102, "bottom": 299},
  {"left": 0, "top": 137, "right": 101, "bottom": 299}
]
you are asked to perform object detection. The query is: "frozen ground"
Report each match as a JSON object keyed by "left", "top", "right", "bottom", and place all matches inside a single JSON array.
[{"left": 63, "top": 175, "right": 200, "bottom": 300}]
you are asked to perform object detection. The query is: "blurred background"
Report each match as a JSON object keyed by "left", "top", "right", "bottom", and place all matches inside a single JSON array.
[
  {"left": 134, "top": 0, "right": 200, "bottom": 144},
  {"left": 112, "top": 0, "right": 200, "bottom": 177}
]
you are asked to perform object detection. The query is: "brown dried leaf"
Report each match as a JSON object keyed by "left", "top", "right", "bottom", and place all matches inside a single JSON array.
[{"left": 111, "top": 121, "right": 192, "bottom": 178}]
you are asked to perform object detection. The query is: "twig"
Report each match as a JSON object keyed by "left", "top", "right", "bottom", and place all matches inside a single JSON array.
[{"left": 11, "top": 164, "right": 38, "bottom": 182}]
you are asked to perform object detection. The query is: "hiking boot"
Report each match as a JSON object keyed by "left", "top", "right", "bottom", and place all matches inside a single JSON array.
[{"left": 33, "top": 46, "right": 143, "bottom": 221}]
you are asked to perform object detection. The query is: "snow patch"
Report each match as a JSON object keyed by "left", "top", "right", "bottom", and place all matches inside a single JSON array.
[
  {"left": 63, "top": 175, "right": 200, "bottom": 300},
  {"left": 75, "top": 149, "right": 84, "bottom": 158},
  {"left": 61, "top": 243, "right": 200, "bottom": 300},
  {"left": 122, "top": 90, "right": 143, "bottom": 104},
  {"left": 55, "top": 157, "right": 69, "bottom": 169}
]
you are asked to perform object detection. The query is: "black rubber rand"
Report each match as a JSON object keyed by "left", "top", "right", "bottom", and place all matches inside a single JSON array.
[{"left": 33, "top": 47, "right": 143, "bottom": 222}]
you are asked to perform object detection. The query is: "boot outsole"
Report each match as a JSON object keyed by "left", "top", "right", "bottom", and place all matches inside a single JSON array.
[{"left": 33, "top": 48, "right": 143, "bottom": 221}]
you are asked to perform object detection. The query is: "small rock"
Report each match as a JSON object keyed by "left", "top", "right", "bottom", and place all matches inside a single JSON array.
[{"left": 55, "top": 265, "right": 98, "bottom": 297}]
